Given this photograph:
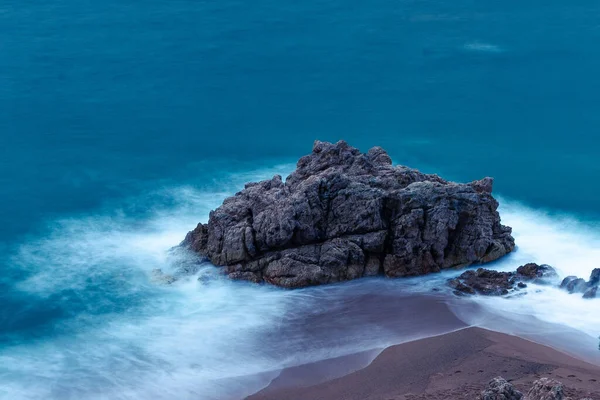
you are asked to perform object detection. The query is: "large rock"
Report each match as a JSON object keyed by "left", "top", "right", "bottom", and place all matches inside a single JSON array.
[
  {"left": 182, "top": 140, "right": 515, "bottom": 288},
  {"left": 480, "top": 377, "right": 523, "bottom": 400}
]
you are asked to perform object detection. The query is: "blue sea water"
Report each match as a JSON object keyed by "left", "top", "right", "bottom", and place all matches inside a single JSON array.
[{"left": 2, "top": 1, "right": 600, "bottom": 399}]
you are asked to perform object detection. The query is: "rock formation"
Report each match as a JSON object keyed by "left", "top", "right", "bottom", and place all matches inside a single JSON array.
[
  {"left": 449, "top": 263, "right": 557, "bottom": 296},
  {"left": 480, "top": 377, "right": 523, "bottom": 400},
  {"left": 450, "top": 269, "right": 518, "bottom": 296},
  {"left": 150, "top": 268, "right": 176, "bottom": 285},
  {"left": 517, "top": 263, "right": 558, "bottom": 281},
  {"left": 560, "top": 268, "right": 600, "bottom": 299},
  {"left": 481, "top": 377, "right": 594, "bottom": 400},
  {"left": 182, "top": 140, "right": 515, "bottom": 288},
  {"left": 526, "top": 378, "right": 565, "bottom": 400}
]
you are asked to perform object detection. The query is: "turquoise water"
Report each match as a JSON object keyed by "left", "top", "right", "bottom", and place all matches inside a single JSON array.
[{"left": 2, "top": 1, "right": 600, "bottom": 399}]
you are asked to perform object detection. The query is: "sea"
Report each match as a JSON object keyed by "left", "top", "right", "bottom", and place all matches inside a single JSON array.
[{"left": 1, "top": 0, "right": 600, "bottom": 399}]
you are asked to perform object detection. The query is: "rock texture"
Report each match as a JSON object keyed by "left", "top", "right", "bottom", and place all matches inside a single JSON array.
[
  {"left": 449, "top": 263, "right": 557, "bottom": 296},
  {"left": 517, "top": 263, "right": 558, "bottom": 281},
  {"left": 182, "top": 140, "right": 515, "bottom": 288},
  {"left": 479, "top": 377, "right": 595, "bottom": 400},
  {"left": 450, "top": 269, "right": 518, "bottom": 296},
  {"left": 480, "top": 377, "right": 523, "bottom": 400},
  {"left": 527, "top": 378, "right": 565, "bottom": 400},
  {"left": 560, "top": 268, "right": 600, "bottom": 299}
]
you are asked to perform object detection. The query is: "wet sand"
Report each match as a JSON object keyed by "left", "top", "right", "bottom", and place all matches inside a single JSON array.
[
  {"left": 248, "top": 327, "right": 600, "bottom": 400},
  {"left": 217, "top": 291, "right": 469, "bottom": 400}
]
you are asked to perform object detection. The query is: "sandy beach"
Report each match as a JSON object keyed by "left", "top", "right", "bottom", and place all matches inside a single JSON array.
[{"left": 248, "top": 327, "right": 600, "bottom": 400}]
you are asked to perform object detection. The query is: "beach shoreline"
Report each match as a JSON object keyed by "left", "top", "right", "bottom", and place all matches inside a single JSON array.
[{"left": 247, "top": 326, "right": 600, "bottom": 400}]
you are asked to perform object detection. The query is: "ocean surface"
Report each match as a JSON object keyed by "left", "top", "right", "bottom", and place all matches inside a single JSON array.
[{"left": 2, "top": 0, "right": 600, "bottom": 399}]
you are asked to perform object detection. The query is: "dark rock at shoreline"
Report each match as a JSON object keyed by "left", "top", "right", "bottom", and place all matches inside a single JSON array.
[
  {"left": 559, "top": 269, "right": 599, "bottom": 299},
  {"left": 583, "top": 286, "right": 597, "bottom": 299},
  {"left": 562, "top": 277, "right": 587, "bottom": 293},
  {"left": 480, "top": 377, "right": 523, "bottom": 400},
  {"left": 516, "top": 263, "right": 557, "bottom": 281},
  {"left": 449, "top": 263, "right": 556, "bottom": 296},
  {"left": 182, "top": 140, "right": 515, "bottom": 288},
  {"left": 560, "top": 276, "right": 577, "bottom": 289},
  {"left": 589, "top": 268, "right": 600, "bottom": 286},
  {"left": 450, "top": 269, "right": 516, "bottom": 296}
]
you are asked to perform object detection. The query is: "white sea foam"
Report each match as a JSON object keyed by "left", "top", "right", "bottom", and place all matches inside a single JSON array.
[
  {"left": 2, "top": 167, "right": 600, "bottom": 400},
  {"left": 448, "top": 199, "right": 600, "bottom": 363}
]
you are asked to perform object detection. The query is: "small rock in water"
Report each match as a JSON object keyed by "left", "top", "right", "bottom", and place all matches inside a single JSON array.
[
  {"left": 480, "top": 376, "right": 523, "bottom": 400},
  {"left": 560, "top": 276, "right": 578, "bottom": 289},
  {"left": 448, "top": 263, "right": 558, "bottom": 297},
  {"left": 566, "top": 278, "right": 588, "bottom": 294},
  {"left": 526, "top": 377, "right": 565, "bottom": 400},
  {"left": 559, "top": 270, "right": 599, "bottom": 299},
  {"left": 449, "top": 268, "right": 516, "bottom": 296},
  {"left": 516, "top": 263, "right": 557, "bottom": 281},
  {"left": 583, "top": 286, "right": 597, "bottom": 299},
  {"left": 151, "top": 269, "right": 176, "bottom": 285}
]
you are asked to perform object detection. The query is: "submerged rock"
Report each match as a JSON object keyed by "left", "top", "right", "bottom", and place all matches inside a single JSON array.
[
  {"left": 480, "top": 377, "right": 523, "bottom": 400},
  {"left": 151, "top": 268, "right": 176, "bottom": 285},
  {"left": 448, "top": 263, "right": 556, "bottom": 296},
  {"left": 182, "top": 140, "right": 515, "bottom": 288}
]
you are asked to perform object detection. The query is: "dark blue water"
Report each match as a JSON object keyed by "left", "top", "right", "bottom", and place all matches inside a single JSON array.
[{"left": 2, "top": 1, "right": 600, "bottom": 399}]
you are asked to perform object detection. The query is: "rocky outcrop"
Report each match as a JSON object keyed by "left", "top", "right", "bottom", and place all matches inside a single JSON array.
[
  {"left": 560, "top": 268, "right": 600, "bottom": 299},
  {"left": 480, "top": 377, "right": 523, "bottom": 400},
  {"left": 449, "top": 263, "right": 556, "bottom": 296},
  {"left": 182, "top": 140, "right": 515, "bottom": 288}
]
